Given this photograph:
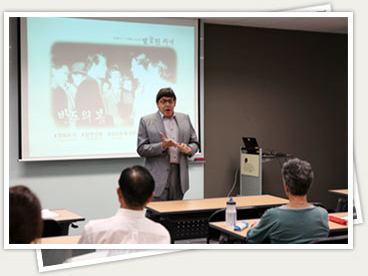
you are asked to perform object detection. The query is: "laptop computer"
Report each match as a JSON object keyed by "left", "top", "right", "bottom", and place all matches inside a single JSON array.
[{"left": 242, "top": 137, "right": 259, "bottom": 154}]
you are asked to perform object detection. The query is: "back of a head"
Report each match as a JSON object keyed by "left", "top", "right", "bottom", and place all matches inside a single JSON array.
[
  {"left": 9, "top": 185, "right": 43, "bottom": 244},
  {"left": 118, "top": 166, "right": 155, "bottom": 208},
  {"left": 156, "top": 87, "right": 176, "bottom": 103},
  {"left": 281, "top": 158, "right": 314, "bottom": 196}
]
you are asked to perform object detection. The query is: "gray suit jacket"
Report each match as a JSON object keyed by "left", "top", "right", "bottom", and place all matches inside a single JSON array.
[{"left": 137, "top": 111, "right": 199, "bottom": 197}]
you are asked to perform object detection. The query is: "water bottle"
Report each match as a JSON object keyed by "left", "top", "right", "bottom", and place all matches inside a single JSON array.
[{"left": 225, "top": 197, "right": 237, "bottom": 228}]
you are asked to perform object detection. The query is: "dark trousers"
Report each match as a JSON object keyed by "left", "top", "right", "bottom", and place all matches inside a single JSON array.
[{"left": 153, "top": 164, "right": 183, "bottom": 201}]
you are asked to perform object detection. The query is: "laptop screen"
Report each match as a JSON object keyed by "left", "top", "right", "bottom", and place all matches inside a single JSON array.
[{"left": 242, "top": 137, "right": 259, "bottom": 153}]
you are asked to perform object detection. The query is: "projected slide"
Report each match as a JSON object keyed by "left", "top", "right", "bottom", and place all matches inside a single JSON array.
[{"left": 20, "top": 17, "right": 198, "bottom": 161}]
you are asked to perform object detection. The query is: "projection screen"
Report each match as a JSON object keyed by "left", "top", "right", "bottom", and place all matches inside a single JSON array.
[{"left": 20, "top": 17, "right": 199, "bottom": 161}]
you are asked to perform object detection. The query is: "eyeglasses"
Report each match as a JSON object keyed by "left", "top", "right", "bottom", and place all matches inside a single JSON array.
[{"left": 159, "top": 98, "right": 175, "bottom": 105}]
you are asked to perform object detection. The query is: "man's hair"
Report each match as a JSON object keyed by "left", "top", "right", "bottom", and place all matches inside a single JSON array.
[
  {"left": 281, "top": 158, "right": 314, "bottom": 196},
  {"left": 156, "top": 87, "right": 176, "bottom": 103},
  {"left": 86, "top": 53, "right": 105, "bottom": 71},
  {"left": 9, "top": 185, "right": 43, "bottom": 244},
  {"left": 118, "top": 166, "right": 155, "bottom": 208}
]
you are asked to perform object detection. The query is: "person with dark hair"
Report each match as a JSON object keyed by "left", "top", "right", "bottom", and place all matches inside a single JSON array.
[
  {"left": 246, "top": 158, "right": 329, "bottom": 244},
  {"left": 75, "top": 53, "right": 107, "bottom": 126},
  {"left": 137, "top": 88, "right": 199, "bottom": 201},
  {"left": 78, "top": 166, "right": 170, "bottom": 244},
  {"left": 9, "top": 185, "right": 43, "bottom": 244},
  {"left": 118, "top": 75, "right": 134, "bottom": 126},
  {"left": 51, "top": 64, "right": 71, "bottom": 126},
  {"left": 155, "top": 87, "right": 176, "bottom": 103},
  {"left": 102, "top": 65, "right": 124, "bottom": 127}
]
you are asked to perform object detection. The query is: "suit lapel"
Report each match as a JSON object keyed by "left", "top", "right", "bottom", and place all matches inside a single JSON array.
[
  {"left": 154, "top": 111, "right": 167, "bottom": 137},
  {"left": 175, "top": 113, "right": 183, "bottom": 143}
]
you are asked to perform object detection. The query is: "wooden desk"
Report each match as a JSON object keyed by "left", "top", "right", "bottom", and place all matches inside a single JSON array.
[
  {"left": 329, "top": 189, "right": 348, "bottom": 196},
  {"left": 40, "top": 235, "right": 81, "bottom": 244},
  {"left": 146, "top": 195, "right": 289, "bottom": 243},
  {"left": 329, "top": 189, "right": 348, "bottom": 212},
  {"left": 43, "top": 209, "right": 85, "bottom": 237},
  {"left": 209, "top": 212, "right": 348, "bottom": 244},
  {"left": 51, "top": 209, "right": 85, "bottom": 223}
]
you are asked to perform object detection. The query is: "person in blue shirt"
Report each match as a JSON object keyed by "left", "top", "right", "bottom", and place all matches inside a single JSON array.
[{"left": 247, "top": 158, "right": 329, "bottom": 244}]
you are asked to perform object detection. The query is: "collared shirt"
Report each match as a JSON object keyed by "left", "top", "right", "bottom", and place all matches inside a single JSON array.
[
  {"left": 159, "top": 111, "right": 180, "bottom": 164},
  {"left": 78, "top": 208, "right": 170, "bottom": 244}
]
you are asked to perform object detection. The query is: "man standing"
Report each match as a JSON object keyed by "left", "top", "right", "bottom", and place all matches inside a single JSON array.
[
  {"left": 78, "top": 165, "right": 170, "bottom": 244},
  {"left": 137, "top": 88, "right": 199, "bottom": 201}
]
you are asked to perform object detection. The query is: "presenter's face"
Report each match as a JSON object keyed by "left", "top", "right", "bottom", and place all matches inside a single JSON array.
[{"left": 157, "top": 97, "right": 176, "bottom": 118}]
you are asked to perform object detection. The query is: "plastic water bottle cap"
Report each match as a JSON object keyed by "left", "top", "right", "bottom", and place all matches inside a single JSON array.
[{"left": 227, "top": 197, "right": 236, "bottom": 205}]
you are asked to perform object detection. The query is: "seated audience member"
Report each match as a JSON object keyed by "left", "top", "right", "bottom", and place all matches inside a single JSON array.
[
  {"left": 9, "top": 185, "right": 43, "bottom": 244},
  {"left": 78, "top": 165, "right": 170, "bottom": 244},
  {"left": 247, "top": 158, "right": 329, "bottom": 244}
]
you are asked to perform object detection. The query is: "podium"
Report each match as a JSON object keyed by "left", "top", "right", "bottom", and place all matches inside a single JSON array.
[
  {"left": 240, "top": 148, "right": 263, "bottom": 195},
  {"left": 240, "top": 148, "right": 291, "bottom": 196}
]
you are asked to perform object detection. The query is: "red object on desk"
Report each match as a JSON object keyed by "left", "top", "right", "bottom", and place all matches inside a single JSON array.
[
  {"left": 329, "top": 216, "right": 348, "bottom": 225},
  {"left": 194, "top": 157, "right": 205, "bottom": 161}
]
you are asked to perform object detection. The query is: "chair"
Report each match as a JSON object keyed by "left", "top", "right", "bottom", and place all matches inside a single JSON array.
[
  {"left": 42, "top": 219, "right": 63, "bottom": 237},
  {"left": 309, "top": 235, "right": 348, "bottom": 244},
  {"left": 335, "top": 198, "right": 348, "bottom": 212}
]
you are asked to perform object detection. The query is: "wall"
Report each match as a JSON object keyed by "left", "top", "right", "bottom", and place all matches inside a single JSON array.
[{"left": 204, "top": 23, "right": 348, "bottom": 210}]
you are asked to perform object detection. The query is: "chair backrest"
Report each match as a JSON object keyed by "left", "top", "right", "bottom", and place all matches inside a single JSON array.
[
  {"left": 309, "top": 235, "right": 348, "bottom": 244},
  {"left": 42, "top": 219, "right": 62, "bottom": 237}
]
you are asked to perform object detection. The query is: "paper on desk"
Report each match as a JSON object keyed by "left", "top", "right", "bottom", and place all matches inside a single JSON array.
[{"left": 41, "top": 209, "right": 60, "bottom": 219}]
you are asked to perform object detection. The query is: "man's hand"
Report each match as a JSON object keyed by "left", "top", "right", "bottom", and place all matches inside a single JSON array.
[
  {"left": 160, "top": 132, "right": 179, "bottom": 150},
  {"left": 179, "top": 143, "right": 192, "bottom": 155}
]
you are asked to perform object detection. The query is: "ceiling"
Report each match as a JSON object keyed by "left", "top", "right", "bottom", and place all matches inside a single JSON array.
[{"left": 202, "top": 17, "right": 348, "bottom": 34}]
